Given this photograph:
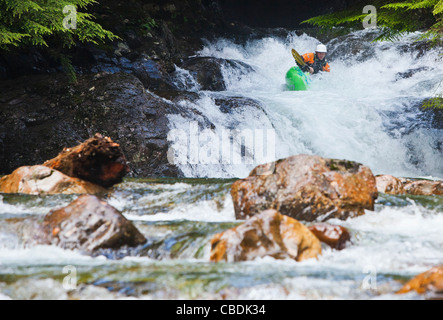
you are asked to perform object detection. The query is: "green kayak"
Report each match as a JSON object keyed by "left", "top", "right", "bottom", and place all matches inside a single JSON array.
[{"left": 285, "top": 66, "right": 310, "bottom": 91}]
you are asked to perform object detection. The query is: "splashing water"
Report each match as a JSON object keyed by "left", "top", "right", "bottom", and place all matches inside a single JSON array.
[
  {"left": 170, "top": 30, "right": 443, "bottom": 179},
  {"left": 1, "top": 30, "right": 442, "bottom": 300}
]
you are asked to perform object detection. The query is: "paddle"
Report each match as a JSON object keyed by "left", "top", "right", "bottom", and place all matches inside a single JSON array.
[{"left": 291, "top": 49, "right": 306, "bottom": 67}]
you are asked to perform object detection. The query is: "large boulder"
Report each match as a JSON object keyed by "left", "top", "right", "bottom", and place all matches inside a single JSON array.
[
  {"left": 231, "top": 154, "right": 378, "bottom": 222},
  {"left": 210, "top": 209, "right": 321, "bottom": 262},
  {"left": 43, "top": 133, "right": 129, "bottom": 188},
  {"left": 397, "top": 266, "right": 443, "bottom": 296},
  {"left": 0, "top": 166, "right": 106, "bottom": 195},
  {"left": 37, "top": 195, "right": 146, "bottom": 254}
]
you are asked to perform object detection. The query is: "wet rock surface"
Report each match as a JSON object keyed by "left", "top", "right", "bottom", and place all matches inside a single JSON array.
[
  {"left": 308, "top": 223, "right": 351, "bottom": 250},
  {"left": 231, "top": 154, "right": 378, "bottom": 222},
  {"left": 376, "top": 174, "right": 443, "bottom": 196},
  {"left": 376, "top": 175, "right": 406, "bottom": 195},
  {"left": 0, "top": 72, "right": 181, "bottom": 177},
  {"left": 210, "top": 209, "right": 322, "bottom": 262},
  {"left": 179, "top": 57, "right": 255, "bottom": 91},
  {"left": 397, "top": 266, "right": 443, "bottom": 296},
  {"left": 43, "top": 134, "right": 129, "bottom": 188},
  {"left": 37, "top": 195, "right": 147, "bottom": 254},
  {"left": 0, "top": 166, "right": 107, "bottom": 195}
]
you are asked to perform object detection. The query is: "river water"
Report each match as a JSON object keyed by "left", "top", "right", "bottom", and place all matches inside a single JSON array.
[{"left": 0, "top": 29, "right": 442, "bottom": 300}]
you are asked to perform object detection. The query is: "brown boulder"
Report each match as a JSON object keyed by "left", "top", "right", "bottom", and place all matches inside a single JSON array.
[
  {"left": 308, "top": 223, "right": 351, "bottom": 250},
  {"left": 231, "top": 154, "right": 378, "bottom": 222},
  {"left": 43, "top": 133, "right": 129, "bottom": 188},
  {"left": 38, "top": 195, "right": 146, "bottom": 254},
  {"left": 404, "top": 180, "right": 443, "bottom": 196},
  {"left": 397, "top": 266, "right": 443, "bottom": 295},
  {"left": 210, "top": 209, "right": 321, "bottom": 262},
  {"left": 0, "top": 165, "right": 107, "bottom": 195},
  {"left": 375, "top": 174, "right": 405, "bottom": 195}
]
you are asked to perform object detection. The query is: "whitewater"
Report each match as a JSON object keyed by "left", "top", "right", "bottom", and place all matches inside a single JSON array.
[
  {"left": 170, "top": 29, "right": 443, "bottom": 179},
  {"left": 0, "top": 29, "right": 442, "bottom": 300}
]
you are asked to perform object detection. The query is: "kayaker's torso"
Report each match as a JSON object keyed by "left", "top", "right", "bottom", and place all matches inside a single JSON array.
[{"left": 302, "top": 53, "right": 330, "bottom": 74}]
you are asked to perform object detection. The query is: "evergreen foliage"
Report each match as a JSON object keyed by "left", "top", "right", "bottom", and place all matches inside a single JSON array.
[
  {"left": 303, "top": 0, "right": 443, "bottom": 43},
  {"left": 0, "top": 0, "right": 117, "bottom": 81},
  {"left": 0, "top": 0, "right": 117, "bottom": 50}
]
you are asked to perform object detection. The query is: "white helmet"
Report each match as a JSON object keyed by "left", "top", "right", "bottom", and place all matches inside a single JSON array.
[{"left": 316, "top": 44, "right": 327, "bottom": 53}]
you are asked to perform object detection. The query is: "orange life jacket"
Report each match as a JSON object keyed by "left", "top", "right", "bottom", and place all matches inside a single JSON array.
[{"left": 302, "top": 53, "right": 330, "bottom": 73}]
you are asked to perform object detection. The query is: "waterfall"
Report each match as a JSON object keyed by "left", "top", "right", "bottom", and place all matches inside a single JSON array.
[{"left": 169, "top": 29, "right": 443, "bottom": 179}]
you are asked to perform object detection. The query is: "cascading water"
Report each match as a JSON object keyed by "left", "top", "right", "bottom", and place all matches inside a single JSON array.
[
  {"left": 1, "top": 29, "right": 442, "bottom": 300},
  {"left": 170, "top": 29, "right": 443, "bottom": 179}
]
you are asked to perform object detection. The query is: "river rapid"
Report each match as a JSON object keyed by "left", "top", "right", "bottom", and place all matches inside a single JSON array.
[{"left": 0, "top": 29, "right": 442, "bottom": 300}]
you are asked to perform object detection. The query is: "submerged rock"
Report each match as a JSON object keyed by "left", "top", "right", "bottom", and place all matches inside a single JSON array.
[
  {"left": 43, "top": 133, "right": 129, "bottom": 188},
  {"left": 0, "top": 165, "right": 106, "bottom": 195},
  {"left": 231, "top": 154, "right": 378, "bottom": 222},
  {"left": 397, "top": 265, "right": 443, "bottom": 296},
  {"left": 210, "top": 209, "right": 321, "bottom": 262},
  {"left": 308, "top": 223, "right": 351, "bottom": 250},
  {"left": 38, "top": 195, "right": 146, "bottom": 254}
]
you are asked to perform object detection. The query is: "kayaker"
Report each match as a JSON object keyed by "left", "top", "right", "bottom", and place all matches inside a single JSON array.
[{"left": 298, "top": 44, "right": 330, "bottom": 74}]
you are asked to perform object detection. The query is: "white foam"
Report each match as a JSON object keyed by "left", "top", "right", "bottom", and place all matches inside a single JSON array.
[{"left": 168, "top": 30, "right": 443, "bottom": 179}]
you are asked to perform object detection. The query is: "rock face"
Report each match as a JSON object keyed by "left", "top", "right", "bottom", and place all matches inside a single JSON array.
[
  {"left": 404, "top": 180, "right": 443, "bottom": 196},
  {"left": 231, "top": 155, "right": 378, "bottom": 222},
  {"left": 180, "top": 57, "right": 254, "bottom": 91},
  {"left": 210, "top": 209, "right": 322, "bottom": 262},
  {"left": 376, "top": 175, "right": 443, "bottom": 196},
  {"left": 308, "top": 224, "right": 351, "bottom": 250},
  {"left": 375, "top": 175, "right": 405, "bottom": 195},
  {"left": 397, "top": 266, "right": 443, "bottom": 295},
  {"left": 0, "top": 72, "right": 181, "bottom": 177},
  {"left": 0, "top": 166, "right": 107, "bottom": 195},
  {"left": 43, "top": 134, "right": 129, "bottom": 188},
  {"left": 38, "top": 195, "right": 146, "bottom": 254}
]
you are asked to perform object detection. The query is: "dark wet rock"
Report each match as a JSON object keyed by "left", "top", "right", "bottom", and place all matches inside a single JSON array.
[
  {"left": 231, "top": 154, "right": 378, "bottom": 222},
  {"left": 326, "top": 31, "right": 379, "bottom": 63},
  {"left": 397, "top": 40, "right": 439, "bottom": 59},
  {"left": 0, "top": 72, "right": 186, "bottom": 177},
  {"left": 37, "top": 195, "right": 146, "bottom": 254},
  {"left": 381, "top": 98, "right": 442, "bottom": 136},
  {"left": 210, "top": 209, "right": 322, "bottom": 262},
  {"left": 0, "top": 65, "right": 6, "bottom": 80},
  {"left": 395, "top": 67, "right": 431, "bottom": 81},
  {"left": 179, "top": 57, "right": 254, "bottom": 91},
  {"left": 213, "top": 96, "right": 266, "bottom": 114}
]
